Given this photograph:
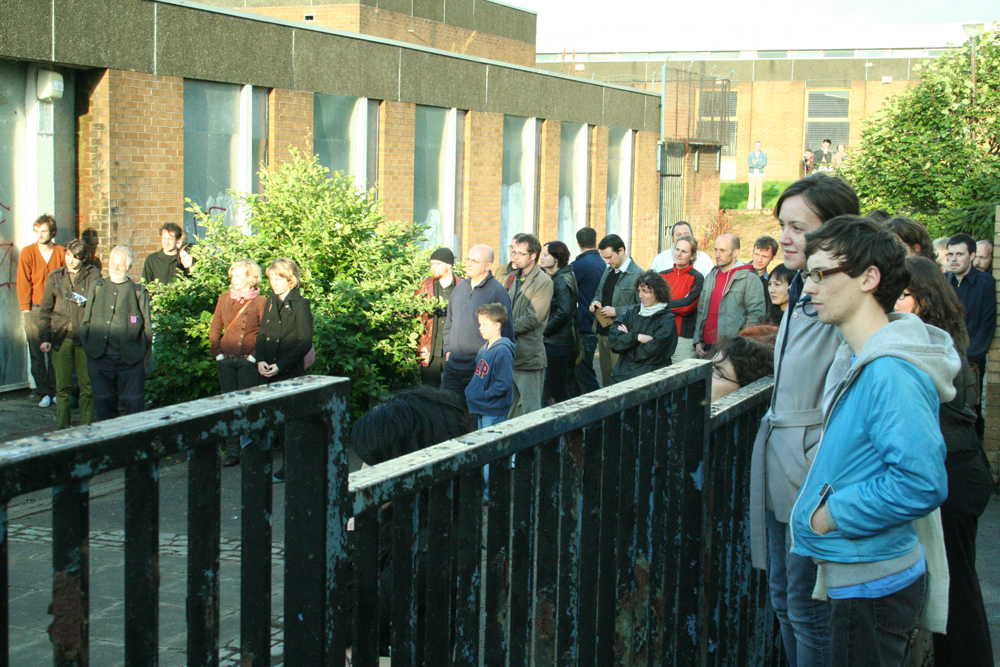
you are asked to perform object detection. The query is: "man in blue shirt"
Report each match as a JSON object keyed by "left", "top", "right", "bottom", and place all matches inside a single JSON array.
[{"left": 747, "top": 141, "right": 768, "bottom": 209}]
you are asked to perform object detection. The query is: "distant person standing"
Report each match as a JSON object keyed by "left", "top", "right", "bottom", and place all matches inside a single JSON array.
[
  {"left": 801, "top": 149, "right": 814, "bottom": 177},
  {"left": 589, "top": 234, "right": 643, "bottom": 387},
  {"left": 38, "top": 239, "right": 100, "bottom": 428},
  {"left": 417, "top": 247, "right": 457, "bottom": 387},
  {"left": 80, "top": 246, "right": 152, "bottom": 421},
  {"left": 142, "top": 222, "right": 192, "bottom": 284},
  {"left": 571, "top": 227, "right": 605, "bottom": 395},
  {"left": 747, "top": 141, "right": 768, "bottom": 209},
  {"left": 17, "top": 214, "right": 66, "bottom": 407},
  {"left": 813, "top": 139, "right": 833, "bottom": 169},
  {"left": 832, "top": 143, "right": 848, "bottom": 167}
]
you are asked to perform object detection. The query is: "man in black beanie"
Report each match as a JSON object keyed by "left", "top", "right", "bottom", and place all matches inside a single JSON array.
[{"left": 417, "top": 247, "right": 457, "bottom": 386}]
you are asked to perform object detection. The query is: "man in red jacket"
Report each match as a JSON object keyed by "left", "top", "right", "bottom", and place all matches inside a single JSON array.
[
  {"left": 417, "top": 247, "right": 457, "bottom": 387},
  {"left": 17, "top": 214, "right": 66, "bottom": 407}
]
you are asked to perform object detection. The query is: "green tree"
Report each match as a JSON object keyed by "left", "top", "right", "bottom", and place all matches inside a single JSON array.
[
  {"left": 844, "top": 24, "right": 1000, "bottom": 238},
  {"left": 145, "top": 151, "right": 435, "bottom": 416}
]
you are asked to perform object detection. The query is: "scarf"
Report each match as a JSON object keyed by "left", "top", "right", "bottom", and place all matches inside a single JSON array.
[
  {"left": 230, "top": 287, "right": 260, "bottom": 302},
  {"left": 639, "top": 302, "right": 669, "bottom": 317}
]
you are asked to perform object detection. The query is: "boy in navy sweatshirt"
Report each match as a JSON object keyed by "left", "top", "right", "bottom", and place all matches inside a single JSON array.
[{"left": 465, "top": 303, "right": 516, "bottom": 429}]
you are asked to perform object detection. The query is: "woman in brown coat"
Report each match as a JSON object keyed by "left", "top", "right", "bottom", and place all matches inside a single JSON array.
[{"left": 209, "top": 258, "right": 267, "bottom": 466}]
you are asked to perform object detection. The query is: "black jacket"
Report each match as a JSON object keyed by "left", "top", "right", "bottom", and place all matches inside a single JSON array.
[
  {"left": 256, "top": 287, "right": 314, "bottom": 381},
  {"left": 80, "top": 278, "right": 152, "bottom": 365},
  {"left": 544, "top": 265, "right": 579, "bottom": 348},
  {"left": 39, "top": 264, "right": 101, "bottom": 350},
  {"left": 608, "top": 305, "right": 677, "bottom": 384},
  {"left": 948, "top": 267, "right": 997, "bottom": 367}
]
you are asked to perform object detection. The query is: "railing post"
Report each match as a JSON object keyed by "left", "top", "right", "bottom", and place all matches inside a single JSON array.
[
  {"left": 283, "top": 379, "right": 351, "bottom": 666},
  {"left": 187, "top": 443, "right": 222, "bottom": 667},
  {"left": 241, "top": 430, "right": 273, "bottom": 666},
  {"left": 124, "top": 460, "right": 160, "bottom": 665},
  {"left": 51, "top": 482, "right": 89, "bottom": 667}
]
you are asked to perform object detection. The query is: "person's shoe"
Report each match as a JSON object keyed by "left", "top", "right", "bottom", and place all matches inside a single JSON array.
[
  {"left": 222, "top": 440, "right": 240, "bottom": 467},
  {"left": 38, "top": 396, "right": 51, "bottom": 408},
  {"left": 272, "top": 468, "right": 285, "bottom": 483}
]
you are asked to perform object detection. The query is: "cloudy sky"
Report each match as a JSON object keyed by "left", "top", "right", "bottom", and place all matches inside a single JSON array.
[{"left": 515, "top": 0, "right": 997, "bottom": 53}]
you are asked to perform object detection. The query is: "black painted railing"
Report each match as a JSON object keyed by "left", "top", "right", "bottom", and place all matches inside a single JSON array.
[{"left": 2, "top": 361, "right": 783, "bottom": 666}]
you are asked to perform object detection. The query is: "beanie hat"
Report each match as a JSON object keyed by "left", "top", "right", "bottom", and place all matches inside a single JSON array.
[{"left": 430, "top": 247, "right": 455, "bottom": 265}]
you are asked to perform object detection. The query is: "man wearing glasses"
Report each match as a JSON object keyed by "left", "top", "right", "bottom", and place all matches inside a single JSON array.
[
  {"left": 749, "top": 173, "right": 860, "bottom": 667},
  {"left": 506, "top": 233, "right": 553, "bottom": 417},
  {"left": 441, "top": 245, "right": 514, "bottom": 412},
  {"left": 791, "top": 216, "right": 954, "bottom": 667}
]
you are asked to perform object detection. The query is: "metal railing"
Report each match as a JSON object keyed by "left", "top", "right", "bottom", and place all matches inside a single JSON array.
[{"left": 2, "top": 361, "right": 782, "bottom": 666}]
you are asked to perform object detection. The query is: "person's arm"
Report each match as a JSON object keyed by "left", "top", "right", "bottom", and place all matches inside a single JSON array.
[
  {"left": 544, "top": 277, "right": 574, "bottom": 337},
  {"left": 442, "top": 294, "right": 454, "bottom": 359},
  {"left": 969, "top": 277, "right": 997, "bottom": 360},
  {"left": 483, "top": 347, "right": 515, "bottom": 400},
  {"left": 38, "top": 275, "right": 59, "bottom": 348},
  {"left": 17, "top": 249, "right": 33, "bottom": 312},
  {"left": 747, "top": 152, "right": 754, "bottom": 169},
  {"left": 79, "top": 282, "right": 97, "bottom": 347},
  {"left": 759, "top": 152, "right": 767, "bottom": 169},
  {"left": 692, "top": 274, "right": 711, "bottom": 345},
  {"left": 669, "top": 270, "right": 703, "bottom": 317},
  {"left": 513, "top": 275, "right": 553, "bottom": 336},
  {"left": 276, "top": 299, "right": 314, "bottom": 372},
  {"left": 741, "top": 272, "right": 767, "bottom": 329},
  {"left": 609, "top": 308, "right": 640, "bottom": 353},
  {"left": 627, "top": 314, "right": 678, "bottom": 363},
  {"left": 138, "top": 286, "right": 153, "bottom": 354},
  {"left": 141, "top": 257, "right": 154, "bottom": 283},
  {"left": 209, "top": 295, "right": 226, "bottom": 358},
  {"left": 812, "top": 363, "right": 947, "bottom": 536}
]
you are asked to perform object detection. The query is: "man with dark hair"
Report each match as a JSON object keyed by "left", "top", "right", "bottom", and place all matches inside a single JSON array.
[
  {"left": 589, "top": 234, "right": 643, "bottom": 387},
  {"left": 142, "top": 222, "right": 193, "bottom": 284},
  {"left": 17, "top": 214, "right": 65, "bottom": 407},
  {"left": 814, "top": 139, "right": 833, "bottom": 169},
  {"left": 946, "top": 232, "right": 996, "bottom": 380},
  {"left": 650, "top": 221, "right": 714, "bottom": 276},
  {"left": 506, "top": 233, "right": 552, "bottom": 417},
  {"left": 693, "top": 234, "right": 765, "bottom": 358},
  {"left": 751, "top": 235, "right": 779, "bottom": 279},
  {"left": 417, "top": 247, "right": 456, "bottom": 387},
  {"left": 572, "top": 227, "right": 604, "bottom": 395},
  {"left": 441, "top": 244, "right": 514, "bottom": 411},
  {"left": 81, "top": 246, "right": 153, "bottom": 420},
  {"left": 793, "top": 215, "right": 955, "bottom": 667},
  {"left": 975, "top": 239, "right": 993, "bottom": 274},
  {"left": 749, "top": 172, "right": 861, "bottom": 667}
]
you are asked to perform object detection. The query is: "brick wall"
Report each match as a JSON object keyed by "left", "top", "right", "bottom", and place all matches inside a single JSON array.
[
  {"left": 269, "top": 88, "right": 313, "bottom": 165},
  {"left": 629, "top": 130, "right": 660, "bottom": 269},
  {"left": 984, "top": 205, "right": 1000, "bottom": 480},
  {"left": 847, "top": 80, "right": 915, "bottom": 147},
  {"left": 377, "top": 100, "right": 415, "bottom": 223},
  {"left": 460, "top": 110, "right": 503, "bottom": 264},
  {"left": 588, "top": 125, "right": 609, "bottom": 236},
  {"left": 536, "top": 119, "right": 560, "bottom": 244},
  {"left": 683, "top": 148, "right": 721, "bottom": 239},
  {"left": 246, "top": 4, "right": 535, "bottom": 67},
  {"left": 78, "top": 69, "right": 185, "bottom": 278}
]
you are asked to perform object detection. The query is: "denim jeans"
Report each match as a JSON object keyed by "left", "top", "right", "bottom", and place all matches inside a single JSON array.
[
  {"left": 829, "top": 572, "right": 925, "bottom": 667},
  {"left": 87, "top": 354, "right": 145, "bottom": 421},
  {"left": 765, "top": 510, "right": 831, "bottom": 667},
  {"left": 478, "top": 414, "right": 506, "bottom": 429}
]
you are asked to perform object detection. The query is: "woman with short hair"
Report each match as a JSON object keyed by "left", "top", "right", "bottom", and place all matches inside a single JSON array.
[
  {"left": 539, "top": 241, "right": 580, "bottom": 403},
  {"left": 210, "top": 258, "right": 267, "bottom": 466},
  {"left": 895, "top": 256, "right": 994, "bottom": 667},
  {"left": 608, "top": 270, "right": 677, "bottom": 384}
]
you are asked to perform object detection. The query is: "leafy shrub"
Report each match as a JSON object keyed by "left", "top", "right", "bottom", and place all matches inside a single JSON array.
[{"left": 145, "top": 151, "right": 434, "bottom": 416}]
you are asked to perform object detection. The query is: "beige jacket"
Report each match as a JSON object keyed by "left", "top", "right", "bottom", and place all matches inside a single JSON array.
[{"left": 506, "top": 263, "right": 553, "bottom": 370}]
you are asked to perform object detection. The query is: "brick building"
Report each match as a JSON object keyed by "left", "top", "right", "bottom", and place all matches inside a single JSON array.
[
  {"left": 536, "top": 46, "right": 950, "bottom": 182},
  {"left": 0, "top": 0, "right": 726, "bottom": 392}
]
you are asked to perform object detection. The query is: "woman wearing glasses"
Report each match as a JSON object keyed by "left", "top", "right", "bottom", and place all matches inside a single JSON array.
[
  {"left": 895, "top": 256, "right": 994, "bottom": 667},
  {"left": 608, "top": 270, "right": 677, "bottom": 384}
]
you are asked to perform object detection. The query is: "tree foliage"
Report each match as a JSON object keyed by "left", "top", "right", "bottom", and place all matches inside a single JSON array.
[
  {"left": 145, "top": 151, "right": 434, "bottom": 416},
  {"left": 844, "top": 24, "right": 1000, "bottom": 238}
]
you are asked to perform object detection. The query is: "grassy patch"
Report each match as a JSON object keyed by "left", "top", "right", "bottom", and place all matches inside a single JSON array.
[{"left": 720, "top": 181, "right": 794, "bottom": 210}]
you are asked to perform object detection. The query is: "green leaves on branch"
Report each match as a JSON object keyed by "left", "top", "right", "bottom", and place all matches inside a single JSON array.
[
  {"left": 146, "top": 150, "right": 435, "bottom": 416},
  {"left": 843, "top": 24, "right": 1000, "bottom": 238}
]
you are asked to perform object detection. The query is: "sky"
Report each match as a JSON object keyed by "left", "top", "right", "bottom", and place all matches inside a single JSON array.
[{"left": 515, "top": 0, "right": 998, "bottom": 53}]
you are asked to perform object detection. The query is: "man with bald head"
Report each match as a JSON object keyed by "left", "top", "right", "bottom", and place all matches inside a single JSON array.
[
  {"left": 441, "top": 244, "right": 515, "bottom": 408},
  {"left": 693, "top": 234, "right": 766, "bottom": 358},
  {"left": 81, "top": 246, "right": 152, "bottom": 420}
]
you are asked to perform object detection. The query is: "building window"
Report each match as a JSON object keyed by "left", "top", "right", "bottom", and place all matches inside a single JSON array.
[
  {"left": 414, "top": 105, "right": 463, "bottom": 250},
  {"left": 249, "top": 87, "right": 268, "bottom": 196},
  {"left": 697, "top": 90, "right": 736, "bottom": 155},
  {"left": 184, "top": 80, "right": 242, "bottom": 238},
  {"left": 606, "top": 127, "right": 633, "bottom": 246},
  {"left": 558, "top": 122, "right": 589, "bottom": 247},
  {"left": 805, "top": 90, "right": 850, "bottom": 155},
  {"left": 314, "top": 94, "right": 380, "bottom": 192},
  {"left": 501, "top": 115, "right": 538, "bottom": 262}
]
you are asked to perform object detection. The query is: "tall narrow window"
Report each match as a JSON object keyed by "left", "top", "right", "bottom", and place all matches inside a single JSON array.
[
  {"left": 314, "top": 94, "right": 379, "bottom": 192},
  {"left": 0, "top": 61, "right": 27, "bottom": 390},
  {"left": 250, "top": 87, "right": 268, "bottom": 195},
  {"left": 184, "top": 80, "right": 241, "bottom": 238},
  {"left": 414, "top": 106, "right": 462, "bottom": 250},
  {"left": 558, "top": 122, "right": 589, "bottom": 246},
  {"left": 501, "top": 115, "right": 537, "bottom": 262},
  {"left": 606, "top": 127, "right": 634, "bottom": 246},
  {"left": 805, "top": 90, "right": 850, "bottom": 156}
]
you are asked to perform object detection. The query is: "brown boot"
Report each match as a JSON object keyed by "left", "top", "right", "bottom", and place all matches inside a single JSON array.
[{"left": 223, "top": 439, "right": 240, "bottom": 467}]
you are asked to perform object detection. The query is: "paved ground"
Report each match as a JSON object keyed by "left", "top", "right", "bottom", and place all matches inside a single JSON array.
[{"left": 2, "top": 388, "right": 1000, "bottom": 665}]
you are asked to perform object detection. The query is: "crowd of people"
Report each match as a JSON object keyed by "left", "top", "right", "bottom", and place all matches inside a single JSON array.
[{"left": 16, "top": 166, "right": 997, "bottom": 666}]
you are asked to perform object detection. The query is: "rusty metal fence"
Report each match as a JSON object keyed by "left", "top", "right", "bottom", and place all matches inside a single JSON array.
[{"left": 1, "top": 362, "right": 782, "bottom": 666}]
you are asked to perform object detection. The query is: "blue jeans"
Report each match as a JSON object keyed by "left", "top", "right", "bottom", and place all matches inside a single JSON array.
[
  {"left": 766, "top": 511, "right": 831, "bottom": 667},
  {"left": 829, "top": 572, "right": 925, "bottom": 667},
  {"left": 478, "top": 414, "right": 506, "bottom": 429}
]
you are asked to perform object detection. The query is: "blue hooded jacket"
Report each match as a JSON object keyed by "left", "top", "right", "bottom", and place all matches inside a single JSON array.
[{"left": 464, "top": 337, "right": 516, "bottom": 416}]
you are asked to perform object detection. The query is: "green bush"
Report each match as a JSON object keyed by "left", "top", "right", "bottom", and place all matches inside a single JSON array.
[
  {"left": 720, "top": 181, "right": 793, "bottom": 210},
  {"left": 145, "top": 151, "right": 434, "bottom": 416}
]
